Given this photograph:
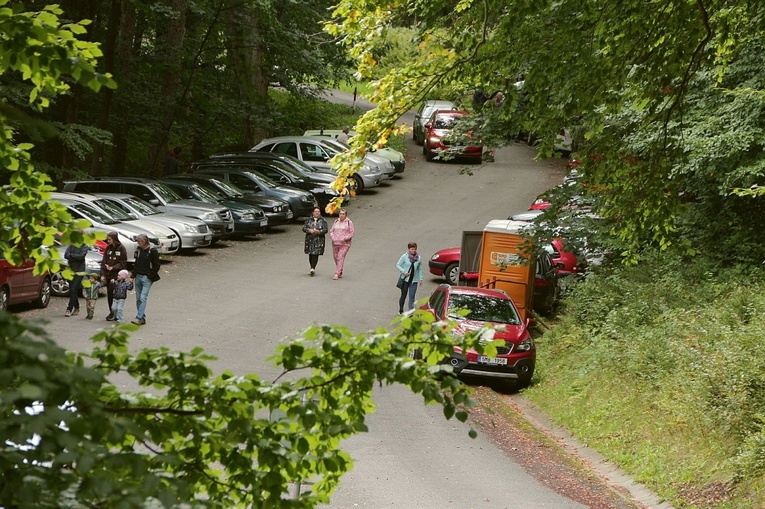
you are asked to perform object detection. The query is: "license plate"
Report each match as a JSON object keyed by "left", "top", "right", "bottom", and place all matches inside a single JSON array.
[
  {"left": 170, "top": 241, "right": 178, "bottom": 248},
  {"left": 260, "top": 220, "right": 267, "bottom": 227},
  {"left": 287, "top": 211, "right": 294, "bottom": 219},
  {"left": 204, "top": 234, "right": 212, "bottom": 241},
  {"left": 477, "top": 356, "right": 507, "bottom": 365}
]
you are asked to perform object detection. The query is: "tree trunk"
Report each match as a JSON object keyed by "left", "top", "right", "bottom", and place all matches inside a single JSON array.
[
  {"left": 111, "top": 0, "right": 137, "bottom": 176},
  {"left": 147, "top": 0, "right": 188, "bottom": 177},
  {"left": 223, "top": 4, "right": 270, "bottom": 147}
]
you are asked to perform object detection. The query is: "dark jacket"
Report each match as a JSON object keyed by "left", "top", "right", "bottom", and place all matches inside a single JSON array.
[
  {"left": 100, "top": 232, "right": 127, "bottom": 280},
  {"left": 111, "top": 279, "right": 133, "bottom": 300},
  {"left": 133, "top": 245, "right": 160, "bottom": 280},
  {"left": 64, "top": 243, "right": 89, "bottom": 273},
  {"left": 302, "top": 216, "right": 328, "bottom": 255}
]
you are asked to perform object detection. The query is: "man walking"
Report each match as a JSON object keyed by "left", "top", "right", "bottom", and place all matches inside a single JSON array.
[
  {"left": 64, "top": 241, "right": 89, "bottom": 317},
  {"left": 131, "top": 234, "right": 160, "bottom": 325}
]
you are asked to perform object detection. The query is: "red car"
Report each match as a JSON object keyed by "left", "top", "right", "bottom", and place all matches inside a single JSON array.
[
  {"left": 422, "top": 110, "right": 483, "bottom": 163},
  {"left": 419, "top": 284, "right": 536, "bottom": 388},
  {"left": 509, "top": 210, "right": 581, "bottom": 276},
  {"left": 0, "top": 259, "right": 52, "bottom": 311},
  {"left": 428, "top": 246, "right": 560, "bottom": 315}
]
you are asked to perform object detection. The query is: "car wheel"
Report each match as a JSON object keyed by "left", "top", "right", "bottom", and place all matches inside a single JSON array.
[
  {"left": 51, "top": 271, "right": 69, "bottom": 297},
  {"left": 34, "top": 277, "right": 52, "bottom": 309},
  {"left": 424, "top": 144, "right": 434, "bottom": 162},
  {"left": 415, "top": 130, "right": 423, "bottom": 146},
  {"left": 444, "top": 263, "right": 459, "bottom": 285},
  {"left": 0, "top": 286, "right": 8, "bottom": 311},
  {"left": 352, "top": 174, "right": 364, "bottom": 193}
]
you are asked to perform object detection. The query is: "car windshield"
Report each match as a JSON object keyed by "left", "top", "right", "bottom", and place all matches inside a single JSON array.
[
  {"left": 320, "top": 139, "right": 348, "bottom": 153},
  {"left": 263, "top": 159, "right": 304, "bottom": 180},
  {"left": 94, "top": 199, "right": 133, "bottom": 221},
  {"left": 433, "top": 114, "right": 462, "bottom": 129},
  {"left": 122, "top": 197, "right": 162, "bottom": 216},
  {"left": 186, "top": 183, "right": 224, "bottom": 203},
  {"left": 278, "top": 154, "right": 321, "bottom": 175},
  {"left": 68, "top": 202, "right": 119, "bottom": 225},
  {"left": 446, "top": 293, "right": 521, "bottom": 325},
  {"left": 209, "top": 178, "right": 244, "bottom": 197},
  {"left": 244, "top": 171, "right": 277, "bottom": 189},
  {"left": 149, "top": 182, "right": 183, "bottom": 204}
]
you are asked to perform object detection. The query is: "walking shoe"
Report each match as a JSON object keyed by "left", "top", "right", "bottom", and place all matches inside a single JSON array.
[
  {"left": 64, "top": 309, "right": 72, "bottom": 317},
  {"left": 131, "top": 318, "right": 146, "bottom": 325},
  {"left": 309, "top": 268, "right": 315, "bottom": 276},
  {"left": 71, "top": 309, "right": 79, "bottom": 316},
  {"left": 333, "top": 274, "right": 339, "bottom": 280},
  {"left": 86, "top": 315, "right": 93, "bottom": 320},
  {"left": 105, "top": 313, "right": 115, "bottom": 321}
]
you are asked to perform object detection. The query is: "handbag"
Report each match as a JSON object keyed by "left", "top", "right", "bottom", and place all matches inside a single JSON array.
[{"left": 396, "top": 274, "right": 405, "bottom": 289}]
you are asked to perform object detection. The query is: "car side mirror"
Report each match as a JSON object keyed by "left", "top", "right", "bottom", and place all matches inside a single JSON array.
[
  {"left": 425, "top": 122, "right": 432, "bottom": 129},
  {"left": 525, "top": 317, "right": 535, "bottom": 328}
]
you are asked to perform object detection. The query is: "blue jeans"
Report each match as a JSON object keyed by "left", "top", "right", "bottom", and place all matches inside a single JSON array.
[
  {"left": 398, "top": 281, "right": 419, "bottom": 312},
  {"left": 111, "top": 299, "right": 126, "bottom": 322},
  {"left": 67, "top": 274, "right": 83, "bottom": 311},
  {"left": 134, "top": 274, "right": 153, "bottom": 320}
]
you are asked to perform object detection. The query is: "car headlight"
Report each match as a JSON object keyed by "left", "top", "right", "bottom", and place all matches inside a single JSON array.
[
  {"left": 431, "top": 253, "right": 440, "bottom": 261},
  {"left": 516, "top": 337, "right": 535, "bottom": 352},
  {"left": 183, "top": 223, "right": 200, "bottom": 233},
  {"left": 239, "top": 213, "right": 256, "bottom": 220},
  {"left": 201, "top": 212, "right": 218, "bottom": 221},
  {"left": 300, "top": 196, "right": 312, "bottom": 203}
]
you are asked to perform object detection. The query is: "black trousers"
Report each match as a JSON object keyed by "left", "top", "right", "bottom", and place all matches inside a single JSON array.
[{"left": 309, "top": 254, "right": 319, "bottom": 269}]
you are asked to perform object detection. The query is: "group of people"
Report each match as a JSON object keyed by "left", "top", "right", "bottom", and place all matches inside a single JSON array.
[
  {"left": 301, "top": 207, "right": 423, "bottom": 314},
  {"left": 64, "top": 231, "right": 161, "bottom": 325}
]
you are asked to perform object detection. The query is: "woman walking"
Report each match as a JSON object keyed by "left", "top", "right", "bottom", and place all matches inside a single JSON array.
[
  {"left": 302, "top": 206, "right": 328, "bottom": 276},
  {"left": 329, "top": 208, "right": 355, "bottom": 280},
  {"left": 396, "top": 242, "right": 424, "bottom": 313}
]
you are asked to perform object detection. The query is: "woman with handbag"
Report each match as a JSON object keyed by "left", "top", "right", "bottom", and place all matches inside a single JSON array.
[
  {"left": 302, "top": 207, "right": 328, "bottom": 276},
  {"left": 396, "top": 242, "right": 423, "bottom": 314}
]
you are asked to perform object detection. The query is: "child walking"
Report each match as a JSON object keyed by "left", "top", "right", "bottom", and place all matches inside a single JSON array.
[
  {"left": 84, "top": 274, "right": 103, "bottom": 320},
  {"left": 110, "top": 269, "right": 133, "bottom": 323}
]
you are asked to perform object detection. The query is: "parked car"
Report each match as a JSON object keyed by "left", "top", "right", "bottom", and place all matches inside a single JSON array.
[
  {"left": 89, "top": 193, "right": 212, "bottom": 251},
  {"left": 161, "top": 173, "right": 293, "bottom": 227},
  {"left": 427, "top": 247, "right": 560, "bottom": 315},
  {"left": 250, "top": 136, "right": 383, "bottom": 192},
  {"left": 413, "top": 100, "right": 457, "bottom": 145},
  {"left": 160, "top": 178, "right": 269, "bottom": 236},
  {"left": 318, "top": 137, "right": 396, "bottom": 180},
  {"left": 423, "top": 109, "right": 483, "bottom": 163},
  {"left": 50, "top": 238, "right": 103, "bottom": 298},
  {"left": 53, "top": 191, "right": 180, "bottom": 255},
  {"left": 508, "top": 210, "right": 580, "bottom": 276},
  {"left": 62, "top": 177, "right": 235, "bottom": 242},
  {"left": 191, "top": 154, "right": 342, "bottom": 209},
  {"left": 52, "top": 195, "right": 158, "bottom": 263},
  {"left": 419, "top": 284, "right": 535, "bottom": 388},
  {"left": 303, "top": 129, "right": 406, "bottom": 173},
  {"left": 193, "top": 167, "right": 318, "bottom": 218},
  {"left": 0, "top": 259, "right": 52, "bottom": 311}
]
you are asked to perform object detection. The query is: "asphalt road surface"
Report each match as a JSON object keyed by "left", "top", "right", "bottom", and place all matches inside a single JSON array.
[{"left": 20, "top": 100, "right": 627, "bottom": 508}]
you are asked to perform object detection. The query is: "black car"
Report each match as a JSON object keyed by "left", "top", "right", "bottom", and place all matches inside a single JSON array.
[
  {"left": 161, "top": 178, "right": 268, "bottom": 236},
  {"left": 163, "top": 174, "right": 293, "bottom": 227},
  {"left": 196, "top": 152, "right": 357, "bottom": 195},
  {"left": 192, "top": 167, "right": 319, "bottom": 219},
  {"left": 193, "top": 154, "right": 341, "bottom": 209}
]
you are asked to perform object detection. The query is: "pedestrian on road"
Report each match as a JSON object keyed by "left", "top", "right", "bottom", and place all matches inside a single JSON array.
[
  {"left": 396, "top": 242, "right": 423, "bottom": 313},
  {"left": 164, "top": 146, "right": 181, "bottom": 176},
  {"left": 131, "top": 234, "right": 160, "bottom": 326},
  {"left": 329, "top": 208, "right": 354, "bottom": 280},
  {"left": 302, "top": 206, "right": 328, "bottom": 276},
  {"left": 84, "top": 273, "right": 103, "bottom": 320},
  {"left": 337, "top": 126, "right": 351, "bottom": 144},
  {"left": 64, "top": 241, "right": 89, "bottom": 317},
  {"left": 110, "top": 269, "right": 133, "bottom": 323},
  {"left": 100, "top": 231, "right": 127, "bottom": 321}
]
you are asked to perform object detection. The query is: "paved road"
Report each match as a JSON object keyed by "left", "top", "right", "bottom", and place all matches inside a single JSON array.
[{"left": 22, "top": 102, "right": 590, "bottom": 507}]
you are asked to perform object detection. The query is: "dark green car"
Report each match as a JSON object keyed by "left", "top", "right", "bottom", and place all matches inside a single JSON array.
[{"left": 161, "top": 178, "right": 268, "bottom": 236}]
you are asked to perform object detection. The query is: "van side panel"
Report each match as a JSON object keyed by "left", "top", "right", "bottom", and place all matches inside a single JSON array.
[{"left": 478, "top": 231, "right": 535, "bottom": 320}]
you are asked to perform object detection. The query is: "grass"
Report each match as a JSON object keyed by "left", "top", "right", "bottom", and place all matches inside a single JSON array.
[{"left": 525, "top": 252, "right": 765, "bottom": 508}]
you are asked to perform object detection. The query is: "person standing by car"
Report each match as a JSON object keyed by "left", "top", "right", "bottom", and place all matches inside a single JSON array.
[
  {"left": 336, "top": 126, "right": 351, "bottom": 144},
  {"left": 396, "top": 242, "right": 424, "bottom": 314},
  {"left": 329, "top": 208, "right": 355, "bottom": 280},
  {"left": 64, "top": 241, "right": 89, "bottom": 317},
  {"left": 302, "top": 206, "right": 328, "bottom": 276},
  {"left": 100, "top": 231, "right": 127, "bottom": 321},
  {"left": 131, "top": 234, "right": 160, "bottom": 326}
]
